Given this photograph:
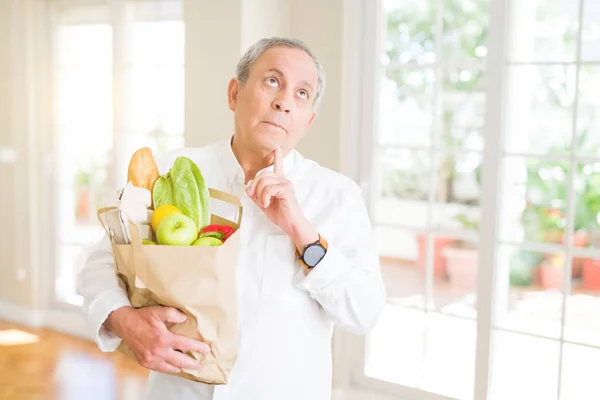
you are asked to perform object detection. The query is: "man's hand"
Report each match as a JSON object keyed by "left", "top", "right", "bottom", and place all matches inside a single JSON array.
[
  {"left": 246, "top": 147, "right": 319, "bottom": 251},
  {"left": 104, "top": 305, "right": 210, "bottom": 374}
]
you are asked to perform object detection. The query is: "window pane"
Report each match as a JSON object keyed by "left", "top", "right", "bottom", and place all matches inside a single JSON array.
[
  {"left": 128, "top": 65, "right": 184, "bottom": 135},
  {"left": 507, "top": 0, "right": 580, "bottom": 63},
  {"left": 377, "top": 227, "right": 426, "bottom": 310},
  {"left": 431, "top": 151, "right": 482, "bottom": 232},
  {"left": 435, "top": 239, "right": 479, "bottom": 319},
  {"left": 499, "top": 157, "right": 570, "bottom": 245},
  {"left": 382, "top": 0, "right": 436, "bottom": 66},
  {"left": 504, "top": 65, "right": 576, "bottom": 156},
  {"left": 576, "top": 66, "right": 600, "bottom": 157},
  {"left": 132, "top": 21, "right": 184, "bottom": 65},
  {"left": 55, "top": 23, "right": 113, "bottom": 305},
  {"left": 560, "top": 343, "right": 600, "bottom": 400},
  {"left": 56, "top": 244, "right": 90, "bottom": 306},
  {"left": 379, "top": 68, "right": 435, "bottom": 147},
  {"left": 421, "top": 314, "right": 476, "bottom": 400},
  {"left": 581, "top": 0, "right": 600, "bottom": 61},
  {"left": 365, "top": 306, "right": 425, "bottom": 386},
  {"left": 375, "top": 148, "right": 431, "bottom": 229},
  {"left": 441, "top": 0, "right": 490, "bottom": 61},
  {"left": 365, "top": 310, "right": 477, "bottom": 400},
  {"left": 573, "top": 161, "right": 600, "bottom": 247},
  {"left": 496, "top": 246, "right": 565, "bottom": 340},
  {"left": 489, "top": 331, "right": 560, "bottom": 400},
  {"left": 565, "top": 254, "right": 600, "bottom": 348},
  {"left": 438, "top": 67, "right": 486, "bottom": 151},
  {"left": 57, "top": 25, "right": 112, "bottom": 67}
]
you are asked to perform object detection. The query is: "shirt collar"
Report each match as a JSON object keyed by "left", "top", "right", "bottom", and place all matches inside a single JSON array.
[{"left": 220, "top": 135, "right": 298, "bottom": 186}]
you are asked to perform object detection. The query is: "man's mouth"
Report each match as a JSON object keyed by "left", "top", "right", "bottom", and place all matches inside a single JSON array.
[{"left": 262, "top": 121, "right": 286, "bottom": 132}]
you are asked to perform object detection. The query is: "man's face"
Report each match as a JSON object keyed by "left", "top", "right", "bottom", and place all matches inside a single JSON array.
[{"left": 228, "top": 46, "right": 318, "bottom": 155}]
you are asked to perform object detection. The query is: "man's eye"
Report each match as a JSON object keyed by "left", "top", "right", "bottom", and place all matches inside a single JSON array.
[
  {"left": 267, "top": 77, "right": 278, "bottom": 86},
  {"left": 298, "top": 90, "right": 308, "bottom": 99}
]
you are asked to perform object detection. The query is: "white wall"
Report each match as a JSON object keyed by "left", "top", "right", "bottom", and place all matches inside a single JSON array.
[{"left": 0, "top": 0, "right": 48, "bottom": 312}]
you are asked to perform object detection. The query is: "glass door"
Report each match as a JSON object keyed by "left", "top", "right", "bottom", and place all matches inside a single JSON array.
[
  {"left": 489, "top": 0, "right": 600, "bottom": 399},
  {"left": 353, "top": 0, "right": 600, "bottom": 399},
  {"left": 50, "top": 0, "right": 184, "bottom": 309},
  {"left": 357, "top": 0, "right": 490, "bottom": 398}
]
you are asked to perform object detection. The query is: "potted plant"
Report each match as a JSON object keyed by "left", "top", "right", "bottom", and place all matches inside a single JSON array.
[
  {"left": 75, "top": 167, "right": 92, "bottom": 221},
  {"left": 580, "top": 169, "right": 600, "bottom": 290},
  {"left": 510, "top": 249, "right": 543, "bottom": 287},
  {"left": 443, "top": 213, "right": 479, "bottom": 289},
  {"left": 538, "top": 252, "right": 565, "bottom": 290},
  {"left": 521, "top": 143, "right": 598, "bottom": 279},
  {"left": 416, "top": 234, "right": 454, "bottom": 278}
]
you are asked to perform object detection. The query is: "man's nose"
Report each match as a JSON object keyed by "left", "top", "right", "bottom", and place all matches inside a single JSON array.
[{"left": 272, "top": 96, "right": 291, "bottom": 113}]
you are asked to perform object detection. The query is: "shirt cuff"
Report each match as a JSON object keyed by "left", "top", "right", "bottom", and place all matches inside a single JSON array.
[
  {"left": 87, "top": 288, "right": 131, "bottom": 352},
  {"left": 293, "top": 244, "right": 353, "bottom": 299}
]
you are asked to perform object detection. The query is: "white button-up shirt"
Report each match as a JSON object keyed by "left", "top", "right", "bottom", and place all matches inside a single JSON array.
[{"left": 78, "top": 139, "right": 386, "bottom": 400}]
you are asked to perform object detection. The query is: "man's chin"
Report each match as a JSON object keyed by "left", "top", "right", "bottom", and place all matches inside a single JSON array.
[{"left": 254, "top": 133, "right": 283, "bottom": 153}]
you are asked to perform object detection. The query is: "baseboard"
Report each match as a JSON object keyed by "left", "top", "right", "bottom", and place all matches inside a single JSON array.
[
  {"left": 44, "top": 308, "right": 92, "bottom": 341},
  {"left": 0, "top": 300, "right": 92, "bottom": 341},
  {"left": 333, "top": 387, "right": 408, "bottom": 400},
  {"left": 0, "top": 299, "right": 44, "bottom": 328}
]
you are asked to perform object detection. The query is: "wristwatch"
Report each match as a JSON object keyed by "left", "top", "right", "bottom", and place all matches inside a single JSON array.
[{"left": 296, "top": 234, "right": 328, "bottom": 269}]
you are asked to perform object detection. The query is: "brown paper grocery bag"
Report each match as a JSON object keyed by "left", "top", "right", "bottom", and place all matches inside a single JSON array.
[{"left": 97, "top": 188, "right": 242, "bottom": 385}]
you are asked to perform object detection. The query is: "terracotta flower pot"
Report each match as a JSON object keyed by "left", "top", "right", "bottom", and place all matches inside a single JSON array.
[
  {"left": 443, "top": 245, "right": 478, "bottom": 290},
  {"left": 416, "top": 234, "right": 454, "bottom": 278},
  {"left": 582, "top": 259, "right": 600, "bottom": 291},
  {"left": 538, "top": 262, "right": 564, "bottom": 290},
  {"left": 76, "top": 187, "right": 91, "bottom": 221}
]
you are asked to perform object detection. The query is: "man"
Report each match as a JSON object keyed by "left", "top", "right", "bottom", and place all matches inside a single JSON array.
[{"left": 78, "top": 37, "right": 386, "bottom": 400}]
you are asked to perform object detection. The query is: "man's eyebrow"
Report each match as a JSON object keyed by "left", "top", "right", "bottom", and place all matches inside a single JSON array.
[{"left": 266, "top": 68, "right": 314, "bottom": 91}]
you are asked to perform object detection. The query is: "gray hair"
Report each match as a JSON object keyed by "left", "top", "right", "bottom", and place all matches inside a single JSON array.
[{"left": 235, "top": 37, "right": 326, "bottom": 110}]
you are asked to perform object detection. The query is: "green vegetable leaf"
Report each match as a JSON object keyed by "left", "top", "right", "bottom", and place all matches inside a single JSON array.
[
  {"left": 187, "top": 158, "right": 210, "bottom": 229},
  {"left": 170, "top": 157, "right": 202, "bottom": 231},
  {"left": 152, "top": 172, "right": 174, "bottom": 209}
]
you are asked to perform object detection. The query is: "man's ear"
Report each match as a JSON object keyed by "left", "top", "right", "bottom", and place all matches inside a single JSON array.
[
  {"left": 227, "top": 78, "right": 240, "bottom": 111},
  {"left": 305, "top": 113, "right": 316, "bottom": 130}
]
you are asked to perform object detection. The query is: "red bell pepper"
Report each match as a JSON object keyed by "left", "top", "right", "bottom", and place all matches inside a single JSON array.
[{"left": 198, "top": 224, "right": 235, "bottom": 242}]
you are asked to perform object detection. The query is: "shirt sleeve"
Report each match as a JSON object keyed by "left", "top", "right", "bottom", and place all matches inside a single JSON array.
[
  {"left": 77, "top": 234, "right": 130, "bottom": 352},
  {"left": 293, "top": 184, "right": 387, "bottom": 335}
]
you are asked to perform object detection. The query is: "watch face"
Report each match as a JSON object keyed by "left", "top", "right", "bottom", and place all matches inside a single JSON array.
[{"left": 304, "top": 245, "right": 326, "bottom": 267}]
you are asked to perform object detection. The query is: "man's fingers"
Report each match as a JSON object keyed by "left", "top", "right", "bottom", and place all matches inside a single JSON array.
[
  {"left": 254, "top": 176, "right": 280, "bottom": 202},
  {"left": 246, "top": 171, "right": 274, "bottom": 197},
  {"left": 172, "top": 335, "right": 211, "bottom": 355},
  {"left": 261, "top": 184, "right": 284, "bottom": 208},
  {"left": 154, "top": 361, "right": 183, "bottom": 374},
  {"left": 155, "top": 307, "right": 187, "bottom": 324},
  {"left": 165, "top": 349, "right": 203, "bottom": 370},
  {"left": 273, "top": 146, "right": 284, "bottom": 176}
]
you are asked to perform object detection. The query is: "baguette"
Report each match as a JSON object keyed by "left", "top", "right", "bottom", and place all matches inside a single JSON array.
[{"left": 127, "top": 147, "right": 160, "bottom": 193}]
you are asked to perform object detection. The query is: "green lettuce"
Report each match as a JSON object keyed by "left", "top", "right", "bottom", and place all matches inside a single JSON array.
[
  {"left": 152, "top": 172, "right": 174, "bottom": 209},
  {"left": 152, "top": 157, "right": 210, "bottom": 231}
]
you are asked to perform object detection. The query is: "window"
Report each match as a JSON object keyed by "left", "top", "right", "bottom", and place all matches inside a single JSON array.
[
  {"left": 51, "top": 0, "right": 184, "bottom": 307},
  {"left": 354, "top": 0, "right": 600, "bottom": 399}
]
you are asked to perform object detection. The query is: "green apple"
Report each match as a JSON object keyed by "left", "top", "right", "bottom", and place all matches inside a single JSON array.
[
  {"left": 142, "top": 239, "right": 157, "bottom": 245},
  {"left": 156, "top": 214, "right": 198, "bottom": 246},
  {"left": 192, "top": 236, "right": 223, "bottom": 247}
]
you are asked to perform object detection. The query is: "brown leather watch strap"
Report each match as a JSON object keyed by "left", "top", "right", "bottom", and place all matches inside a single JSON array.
[{"left": 296, "top": 234, "right": 328, "bottom": 269}]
